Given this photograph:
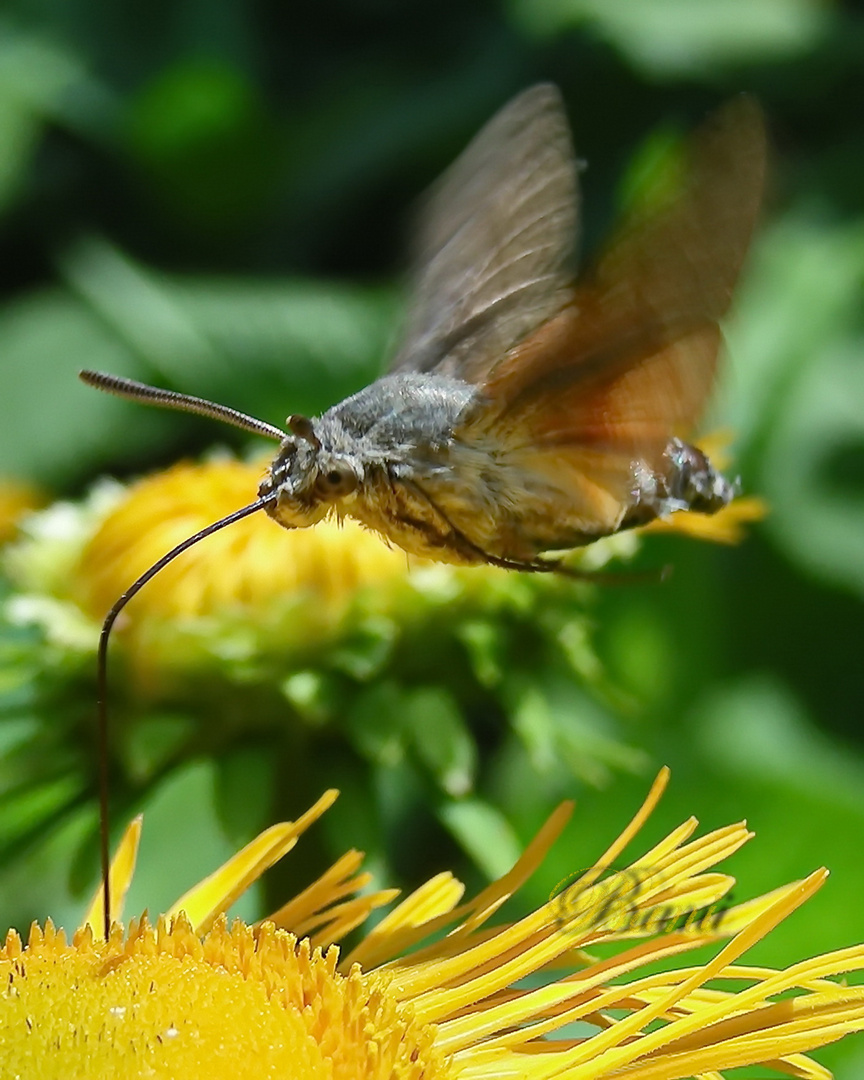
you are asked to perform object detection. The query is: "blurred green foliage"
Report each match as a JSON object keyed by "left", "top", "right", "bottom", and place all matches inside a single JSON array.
[{"left": 1, "top": 0, "right": 863, "bottom": 1071}]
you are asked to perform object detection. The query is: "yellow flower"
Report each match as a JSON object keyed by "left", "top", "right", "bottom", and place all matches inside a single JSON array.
[
  {"left": 74, "top": 458, "right": 423, "bottom": 626},
  {"left": 10, "top": 448, "right": 760, "bottom": 651},
  {"left": 1, "top": 450, "right": 762, "bottom": 712},
  {"left": 71, "top": 448, "right": 756, "bottom": 618},
  {"left": 642, "top": 494, "right": 767, "bottom": 544},
  {"left": 0, "top": 478, "right": 44, "bottom": 543},
  {"left": 62, "top": 457, "right": 510, "bottom": 684},
  {"left": 3, "top": 770, "right": 863, "bottom": 1079}
]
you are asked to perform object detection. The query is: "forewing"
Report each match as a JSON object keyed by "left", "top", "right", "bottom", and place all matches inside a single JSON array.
[
  {"left": 479, "top": 96, "right": 766, "bottom": 511},
  {"left": 388, "top": 84, "right": 580, "bottom": 382}
]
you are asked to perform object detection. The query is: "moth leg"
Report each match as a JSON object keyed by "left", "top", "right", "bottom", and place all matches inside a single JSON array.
[{"left": 402, "top": 478, "right": 660, "bottom": 581}]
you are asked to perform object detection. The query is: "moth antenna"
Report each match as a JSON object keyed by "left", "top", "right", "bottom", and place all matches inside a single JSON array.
[
  {"left": 94, "top": 494, "right": 276, "bottom": 939},
  {"left": 79, "top": 370, "right": 288, "bottom": 442}
]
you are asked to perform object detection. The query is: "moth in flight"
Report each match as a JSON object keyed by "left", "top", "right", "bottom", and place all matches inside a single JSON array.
[
  {"left": 82, "top": 85, "right": 765, "bottom": 936},
  {"left": 82, "top": 84, "right": 765, "bottom": 575}
]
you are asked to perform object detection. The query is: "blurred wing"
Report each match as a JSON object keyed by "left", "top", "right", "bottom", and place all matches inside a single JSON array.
[
  {"left": 388, "top": 84, "right": 580, "bottom": 382},
  {"left": 477, "top": 96, "right": 766, "bottom": 526}
]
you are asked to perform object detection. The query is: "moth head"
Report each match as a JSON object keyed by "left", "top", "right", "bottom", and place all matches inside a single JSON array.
[{"left": 259, "top": 413, "right": 361, "bottom": 529}]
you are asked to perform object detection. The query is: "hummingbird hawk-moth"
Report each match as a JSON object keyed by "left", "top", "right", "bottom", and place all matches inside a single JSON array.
[
  {"left": 81, "top": 85, "right": 765, "bottom": 934},
  {"left": 81, "top": 84, "right": 764, "bottom": 575}
]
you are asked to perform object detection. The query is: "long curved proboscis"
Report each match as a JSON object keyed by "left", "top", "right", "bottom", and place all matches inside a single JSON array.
[
  {"left": 79, "top": 370, "right": 288, "bottom": 442},
  {"left": 94, "top": 495, "right": 276, "bottom": 939}
]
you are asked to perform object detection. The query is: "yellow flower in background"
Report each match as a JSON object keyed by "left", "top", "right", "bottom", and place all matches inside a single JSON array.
[
  {"left": 642, "top": 493, "right": 766, "bottom": 544},
  {"left": 3, "top": 457, "right": 471, "bottom": 684},
  {"left": 63, "top": 457, "right": 517, "bottom": 684},
  {"left": 0, "top": 478, "right": 44, "bottom": 543},
  {"left": 7, "top": 448, "right": 761, "bottom": 645},
  {"left": 74, "top": 458, "right": 425, "bottom": 625},
  {"left": 0, "top": 450, "right": 763, "bottom": 706},
  {"left": 3, "top": 770, "right": 863, "bottom": 1079},
  {"left": 75, "top": 446, "right": 758, "bottom": 623}
]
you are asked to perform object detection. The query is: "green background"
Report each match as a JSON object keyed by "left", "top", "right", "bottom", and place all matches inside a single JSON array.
[{"left": 0, "top": 1, "right": 863, "bottom": 1073}]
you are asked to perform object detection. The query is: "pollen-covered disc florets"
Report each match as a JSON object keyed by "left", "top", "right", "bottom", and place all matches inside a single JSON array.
[{"left": 0, "top": 915, "right": 449, "bottom": 1080}]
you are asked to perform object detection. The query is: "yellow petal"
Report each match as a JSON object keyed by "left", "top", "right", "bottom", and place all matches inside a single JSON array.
[
  {"left": 82, "top": 815, "right": 142, "bottom": 935},
  {"left": 168, "top": 790, "right": 338, "bottom": 933},
  {"left": 643, "top": 494, "right": 768, "bottom": 544}
]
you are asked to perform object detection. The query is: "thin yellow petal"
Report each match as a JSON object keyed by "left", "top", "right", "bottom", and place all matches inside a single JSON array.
[
  {"left": 268, "top": 849, "right": 375, "bottom": 933},
  {"left": 169, "top": 790, "right": 338, "bottom": 933},
  {"left": 12, "top": 769, "right": 864, "bottom": 1079},
  {"left": 576, "top": 767, "right": 671, "bottom": 893},
  {"left": 263, "top": 848, "right": 400, "bottom": 947},
  {"left": 306, "top": 893, "right": 401, "bottom": 951},
  {"left": 345, "top": 872, "right": 467, "bottom": 970},
  {"left": 350, "top": 800, "right": 576, "bottom": 972},
  {"left": 82, "top": 814, "right": 142, "bottom": 935},
  {"left": 559, "top": 870, "right": 829, "bottom": 1079},
  {"left": 442, "top": 881, "right": 833, "bottom": 1072},
  {"left": 626, "top": 992, "right": 864, "bottom": 1079}
]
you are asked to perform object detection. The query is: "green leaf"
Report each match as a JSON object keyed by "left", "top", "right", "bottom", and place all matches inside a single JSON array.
[
  {"left": 216, "top": 745, "right": 277, "bottom": 846},
  {"left": 0, "top": 804, "right": 95, "bottom": 934},
  {"left": 0, "top": 95, "right": 39, "bottom": 213},
  {"left": 510, "top": 683, "right": 559, "bottom": 774},
  {"left": 719, "top": 217, "right": 864, "bottom": 449},
  {"left": 0, "top": 775, "right": 84, "bottom": 848},
  {"left": 763, "top": 339, "right": 864, "bottom": 597},
  {"left": 681, "top": 680, "right": 864, "bottom": 998},
  {"left": 456, "top": 618, "right": 507, "bottom": 688},
  {"left": 58, "top": 236, "right": 396, "bottom": 420},
  {"left": 0, "top": 26, "right": 113, "bottom": 212},
  {"left": 280, "top": 670, "right": 334, "bottom": 727},
  {"left": 0, "top": 237, "right": 396, "bottom": 484},
  {"left": 0, "top": 716, "right": 39, "bottom": 759},
  {"left": 168, "top": 276, "right": 396, "bottom": 412},
  {"left": 406, "top": 687, "right": 476, "bottom": 797},
  {"left": 0, "top": 25, "right": 111, "bottom": 130},
  {"left": 123, "top": 713, "right": 196, "bottom": 784},
  {"left": 329, "top": 616, "right": 397, "bottom": 680},
  {"left": 437, "top": 797, "right": 522, "bottom": 880},
  {"left": 507, "top": 675, "right": 643, "bottom": 785},
  {"left": 695, "top": 675, "right": 864, "bottom": 812},
  {"left": 344, "top": 682, "right": 407, "bottom": 766},
  {"left": 509, "top": 0, "right": 831, "bottom": 77},
  {"left": 125, "top": 58, "right": 280, "bottom": 232},
  {"left": 0, "top": 287, "right": 158, "bottom": 485}
]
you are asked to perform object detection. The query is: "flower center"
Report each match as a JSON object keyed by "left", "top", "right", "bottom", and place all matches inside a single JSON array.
[{"left": 0, "top": 917, "right": 451, "bottom": 1080}]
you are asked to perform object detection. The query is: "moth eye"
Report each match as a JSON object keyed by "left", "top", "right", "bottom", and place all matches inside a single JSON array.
[{"left": 317, "top": 464, "right": 358, "bottom": 497}]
